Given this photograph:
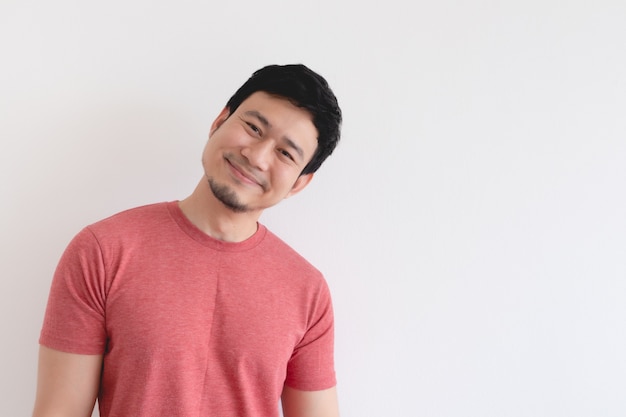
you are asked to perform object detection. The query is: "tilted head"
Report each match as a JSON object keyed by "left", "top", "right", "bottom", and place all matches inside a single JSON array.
[{"left": 225, "top": 64, "right": 342, "bottom": 175}]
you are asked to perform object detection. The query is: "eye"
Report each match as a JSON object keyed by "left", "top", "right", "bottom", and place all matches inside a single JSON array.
[
  {"left": 278, "top": 148, "right": 295, "bottom": 162},
  {"left": 245, "top": 122, "right": 262, "bottom": 136}
]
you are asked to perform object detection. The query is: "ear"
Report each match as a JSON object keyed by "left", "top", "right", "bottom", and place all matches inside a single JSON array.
[
  {"left": 209, "top": 107, "right": 231, "bottom": 136},
  {"left": 285, "top": 173, "right": 314, "bottom": 199}
]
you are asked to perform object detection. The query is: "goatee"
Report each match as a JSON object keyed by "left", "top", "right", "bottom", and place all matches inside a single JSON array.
[{"left": 207, "top": 177, "right": 249, "bottom": 213}]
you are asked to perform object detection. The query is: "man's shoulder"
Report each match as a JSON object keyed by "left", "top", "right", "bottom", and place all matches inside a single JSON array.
[
  {"left": 260, "top": 227, "right": 323, "bottom": 278},
  {"left": 85, "top": 201, "right": 173, "bottom": 237}
]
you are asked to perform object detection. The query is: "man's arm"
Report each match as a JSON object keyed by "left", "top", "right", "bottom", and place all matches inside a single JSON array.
[
  {"left": 32, "top": 346, "right": 103, "bottom": 417},
  {"left": 281, "top": 386, "right": 339, "bottom": 417}
]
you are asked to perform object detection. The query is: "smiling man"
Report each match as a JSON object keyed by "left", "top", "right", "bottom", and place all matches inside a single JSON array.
[{"left": 33, "top": 64, "right": 342, "bottom": 417}]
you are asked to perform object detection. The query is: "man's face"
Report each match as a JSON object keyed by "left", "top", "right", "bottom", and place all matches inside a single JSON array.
[{"left": 201, "top": 91, "right": 318, "bottom": 214}]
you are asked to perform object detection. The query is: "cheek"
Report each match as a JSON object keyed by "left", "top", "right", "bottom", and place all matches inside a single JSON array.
[
  {"left": 275, "top": 169, "right": 301, "bottom": 188},
  {"left": 201, "top": 142, "right": 218, "bottom": 168},
  {"left": 201, "top": 144, "right": 210, "bottom": 162},
  {"left": 213, "top": 125, "right": 247, "bottom": 148}
]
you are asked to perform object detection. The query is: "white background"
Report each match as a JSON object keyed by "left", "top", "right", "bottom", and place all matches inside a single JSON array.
[{"left": 2, "top": 1, "right": 625, "bottom": 416}]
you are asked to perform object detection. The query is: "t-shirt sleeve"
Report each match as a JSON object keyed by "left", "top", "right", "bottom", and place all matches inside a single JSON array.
[
  {"left": 39, "top": 227, "right": 108, "bottom": 355},
  {"left": 284, "top": 279, "right": 336, "bottom": 391}
]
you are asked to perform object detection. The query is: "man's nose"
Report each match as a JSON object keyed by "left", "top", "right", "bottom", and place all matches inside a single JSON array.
[{"left": 241, "top": 139, "right": 273, "bottom": 171}]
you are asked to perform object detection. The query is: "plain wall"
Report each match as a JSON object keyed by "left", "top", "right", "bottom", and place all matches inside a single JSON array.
[{"left": 2, "top": 1, "right": 625, "bottom": 416}]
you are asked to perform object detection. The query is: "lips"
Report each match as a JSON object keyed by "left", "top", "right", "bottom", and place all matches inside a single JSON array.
[{"left": 225, "top": 156, "right": 267, "bottom": 190}]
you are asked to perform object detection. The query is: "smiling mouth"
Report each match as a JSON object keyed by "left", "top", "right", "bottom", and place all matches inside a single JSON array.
[{"left": 225, "top": 155, "right": 268, "bottom": 191}]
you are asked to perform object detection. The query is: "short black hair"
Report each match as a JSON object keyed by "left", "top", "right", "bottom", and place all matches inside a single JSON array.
[{"left": 226, "top": 64, "right": 342, "bottom": 175}]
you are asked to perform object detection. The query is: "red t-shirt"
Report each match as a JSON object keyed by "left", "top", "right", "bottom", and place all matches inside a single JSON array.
[{"left": 40, "top": 202, "right": 335, "bottom": 417}]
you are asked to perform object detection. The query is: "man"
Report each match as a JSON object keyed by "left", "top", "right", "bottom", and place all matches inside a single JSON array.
[{"left": 33, "top": 64, "right": 342, "bottom": 417}]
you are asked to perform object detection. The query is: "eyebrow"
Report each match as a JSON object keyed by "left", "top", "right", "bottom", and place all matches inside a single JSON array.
[
  {"left": 244, "top": 110, "right": 271, "bottom": 129},
  {"left": 243, "top": 110, "right": 305, "bottom": 160}
]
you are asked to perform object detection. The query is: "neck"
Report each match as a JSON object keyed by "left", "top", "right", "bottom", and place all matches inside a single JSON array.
[{"left": 178, "top": 179, "right": 261, "bottom": 243}]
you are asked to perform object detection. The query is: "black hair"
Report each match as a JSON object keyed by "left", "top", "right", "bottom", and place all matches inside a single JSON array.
[{"left": 225, "top": 64, "right": 342, "bottom": 175}]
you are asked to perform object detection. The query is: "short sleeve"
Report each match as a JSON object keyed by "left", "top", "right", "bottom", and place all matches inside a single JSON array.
[
  {"left": 285, "top": 279, "right": 336, "bottom": 390},
  {"left": 39, "top": 227, "right": 108, "bottom": 354}
]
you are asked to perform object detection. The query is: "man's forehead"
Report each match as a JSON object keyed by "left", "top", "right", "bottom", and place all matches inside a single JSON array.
[
  {"left": 238, "top": 91, "right": 292, "bottom": 111},
  {"left": 237, "top": 92, "right": 316, "bottom": 133}
]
